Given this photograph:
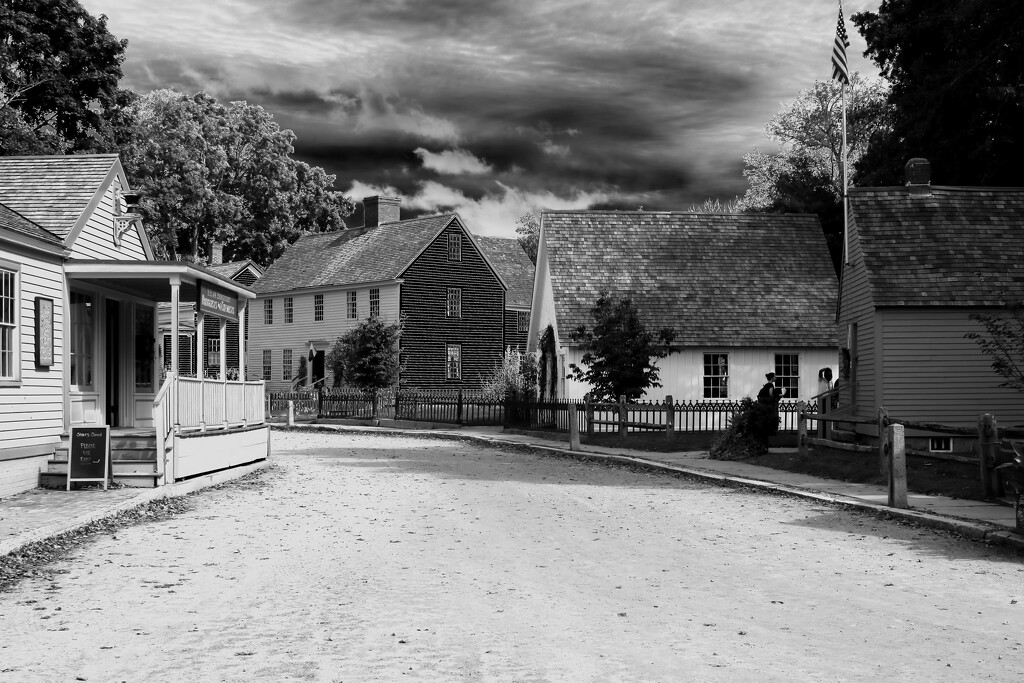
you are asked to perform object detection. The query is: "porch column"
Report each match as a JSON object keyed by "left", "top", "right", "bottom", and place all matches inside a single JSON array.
[
  {"left": 220, "top": 316, "right": 227, "bottom": 428},
  {"left": 196, "top": 310, "right": 205, "bottom": 431},
  {"left": 170, "top": 278, "right": 180, "bottom": 376},
  {"left": 238, "top": 303, "right": 246, "bottom": 381}
]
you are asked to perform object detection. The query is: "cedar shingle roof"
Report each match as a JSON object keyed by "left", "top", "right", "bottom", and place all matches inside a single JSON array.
[
  {"left": 0, "top": 155, "right": 119, "bottom": 239},
  {"left": 254, "top": 214, "right": 459, "bottom": 294},
  {"left": 0, "top": 201, "right": 62, "bottom": 245},
  {"left": 850, "top": 186, "right": 1024, "bottom": 306},
  {"left": 476, "top": 237, "right": 535, "bottom": 308},
  {"left": 543, "top": 211, "right": 838, "bottom": 347}
]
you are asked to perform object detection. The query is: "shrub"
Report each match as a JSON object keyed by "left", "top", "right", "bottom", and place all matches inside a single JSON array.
[
  {"left": 481, "top": 347, "right": 538, "bottom": 402},
  {"left": 709, "top": 397, "right": 778, "bottom": 460}
]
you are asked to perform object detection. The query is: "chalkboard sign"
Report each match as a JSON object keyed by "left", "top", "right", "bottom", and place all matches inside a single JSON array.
[{"left": 68, "top": 426, "right": 110, "bottom": 490}]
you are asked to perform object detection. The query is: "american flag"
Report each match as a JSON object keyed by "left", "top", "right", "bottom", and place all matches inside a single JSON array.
[{"left": 832, "top": 7, "right": 850, "bottom": 84}]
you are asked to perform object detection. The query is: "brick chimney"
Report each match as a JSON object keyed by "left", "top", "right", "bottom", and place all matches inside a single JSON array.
[
  {"left": 363, "top": 195, "right": 401, "bottom": 227},
  {"left": 905, "top": 158, "right": 931, "bottom": 194},
  {"left": 208, "top": 241, "right": 224, "bottom": 265}
]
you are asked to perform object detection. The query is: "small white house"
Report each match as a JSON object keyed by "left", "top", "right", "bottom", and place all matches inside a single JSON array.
[
  {"left": 0, "top": 155, "right": 268, "bottom": 498},
  {"left": 528, "top": 210, "right": 839, "bottom": 402}
]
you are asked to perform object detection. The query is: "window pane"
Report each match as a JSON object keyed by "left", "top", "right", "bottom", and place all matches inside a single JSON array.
[
  {"left": 263, "top": 299, "right": 273, "bottom": 325},
  {"left": 314, "top": 294, "right": 324, "bottom": 322},
  {"left": 347, "top": 291, "right": 357, "bottom": 319},
  {"left": 370, "top": 289, "right": 380, "bottom": 317},
  {"left": 283, "top": 349, "right": 292, "bottom": 381},
  {"left": 447, "top": 288, "right": 461, "bottom": 317},
  {"left": 70, "top": 292, "right": 94, "bottom": 387},
  {"left": 134, "top": 304, "right": 155, "bottom": 391},
  {"left": 703, "top": 353, "right": 728, "bottom": 399},
  {"left": 774, "top": 353, "right": 799, "bottom": 398},
  {"left": 448, "top": 234, "right": 462, "bottom": 261},
  {"left": 262, "top": 350, "right": 272, "bottom": 380},
  {"left": 284, "top": 297, "right": 293, "bottom": 324},
  {"left": 0, "top": 268, "right": 14, "bottom": 379},
  {"left": 446, "top": 344, "right": 461, "bottom": 380}
]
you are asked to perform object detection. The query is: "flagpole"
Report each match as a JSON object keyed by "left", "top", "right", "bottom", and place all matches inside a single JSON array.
[{"left": 842, "top": 80, "right": 848, "bottom": 265}]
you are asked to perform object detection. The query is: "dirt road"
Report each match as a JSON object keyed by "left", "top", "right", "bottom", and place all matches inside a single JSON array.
[{"left": 1, "top": 431, "right": 1021, "bottom": 682}]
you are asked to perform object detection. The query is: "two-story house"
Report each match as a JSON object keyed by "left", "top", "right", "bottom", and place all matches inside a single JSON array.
[{"left": 249, "top": 197, "right": 510, "bottom": 390}]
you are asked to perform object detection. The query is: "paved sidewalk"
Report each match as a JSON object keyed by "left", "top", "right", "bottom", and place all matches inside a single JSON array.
[{"left": 1, "top": 424, "right": 1020, "bottom": 558}]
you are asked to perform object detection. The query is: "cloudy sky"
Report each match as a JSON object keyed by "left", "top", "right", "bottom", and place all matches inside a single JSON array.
[{"left": 81, "top": 0, "right": 880, "bottom": 236}]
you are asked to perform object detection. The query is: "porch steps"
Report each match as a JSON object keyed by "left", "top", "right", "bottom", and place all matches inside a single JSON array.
[{"left": 39, "top": 434, "right": 161, "bottom": 489}]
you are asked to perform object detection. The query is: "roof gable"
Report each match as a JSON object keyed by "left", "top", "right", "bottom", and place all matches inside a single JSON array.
[
  {"left": 476, "top": 237, "right": 535, "bottom": 308},
  {"left": 0, "top": 155, "right": 121, "bottom": 240},
  {"left": 849, "top": 186, "right": 1024, "bottom": 306},
  {"left": 255, "top": 214, "right": 459, "bottom": 294},
  {"left": 542, "top": 211, "right": 838, "bottom": 347}
]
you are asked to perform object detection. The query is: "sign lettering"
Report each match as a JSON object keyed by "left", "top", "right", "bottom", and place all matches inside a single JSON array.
[{"left": 199, "top": 282, "right": 238, "bottom": 321}]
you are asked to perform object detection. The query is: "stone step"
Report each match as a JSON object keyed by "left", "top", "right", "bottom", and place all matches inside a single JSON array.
[{"left": 39, "top": 470, "right": 160, "bottom": 489}]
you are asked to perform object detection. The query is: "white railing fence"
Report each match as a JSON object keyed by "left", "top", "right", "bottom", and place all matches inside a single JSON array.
[
  {"left": 153, "top": 371, "right": 177, "bottom": 484},
  {"left": 174, "top": 376, "right": 266, "bottom": 432}
]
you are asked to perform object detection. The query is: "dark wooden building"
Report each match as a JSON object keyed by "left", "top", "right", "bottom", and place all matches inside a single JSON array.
[{"left": 476, "top": 236, "right": 535, "bottom": 352}]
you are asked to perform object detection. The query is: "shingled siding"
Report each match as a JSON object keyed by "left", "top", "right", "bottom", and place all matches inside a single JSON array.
[
  {"left": 400, "top": 225, "right": 505, "bottom": 389},
  {"left": 879, "top": 308, "right": 1024, "bottom": 428},
  {"left": 248, "top": 284, "right": 400, "bottom": 390},
  {"left": 837, "top": 214, "right": 877, "bottom": 428},
  {"left": 563, "top": 346, "right": 838, "bottom": 401}
]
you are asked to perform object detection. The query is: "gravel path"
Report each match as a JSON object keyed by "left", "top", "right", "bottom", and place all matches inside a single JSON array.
[{"left": 0, "top": 431, "right": 1021, "bottom": 682}]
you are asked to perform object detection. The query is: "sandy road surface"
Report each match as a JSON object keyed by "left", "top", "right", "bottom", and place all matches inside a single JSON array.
[{"left": 0, "top": 431, "right": 1021, "bottom": 682}]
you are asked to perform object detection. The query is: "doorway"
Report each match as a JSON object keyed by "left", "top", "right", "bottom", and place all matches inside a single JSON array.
[
  {"left": 312, "top": 351, "right": 325, "bottom": 387},
  {"left": 105, "top": 299, "right": 120, "bottom": 427}
]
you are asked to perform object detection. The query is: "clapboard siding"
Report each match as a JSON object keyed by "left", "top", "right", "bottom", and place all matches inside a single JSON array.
[
  {"left": 0, "top": 248, "right": 63, "bottom": 457},
  {"left": 504, "top": 310, "right": 529, "bottom": 352},
  {"left": 68, "top": 181, "right": 148, "bottom": 261},
  {"left": 563, "top": 346, "right": 838, "bottom": 401},
  {"left": 837, "top": 213, "right": 877, "bottom": 423},
  {"left": 248, "top": 285, "right": 400, "bottom": 390},
  {"left": 879, "top": 308, "right": 1024, "bottom": 426},
  {"left": 400, "top": 223, "right": 505, "bottom": 389}
]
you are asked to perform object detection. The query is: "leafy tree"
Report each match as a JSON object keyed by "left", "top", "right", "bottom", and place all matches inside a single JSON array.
[
  {"left": 852, "top": 0, "right": 1024, "bottom": 186},
  {"left": 966, "top": 302, "right": 1024, "bottom": 393},
  {"left": 737, "top": 76, "right": 891, "bottom": 272},
  {"left": 326, "top": 316, "right": 403, "bottom": 393},
  {"left": 568, "top": 292, "right": 674, "bottom": 401},
  {"left": 515, "top": 213, "right": 539, "bottom": 264},
  {"left": 117, "top": 90, "right": 354, "bottom": 265},
  {"left": 0, "top": 0, "right": 128, "bottom": 154}
]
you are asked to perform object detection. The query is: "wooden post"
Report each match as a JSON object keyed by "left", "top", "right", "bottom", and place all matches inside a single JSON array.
[
  {"left": 818, "top": 389, "right": 831, "bottom": 439},
  {"left": 585, "top": 394, "right": 594, "bottom": 438},
  {"left": 978, "top": 413, "right": 998, "bottom": 499},
  {"left": 665, "top": 395, "right": 674, "bottom": 442},
  {"left": 885, "top": 423, "right": 908, "bottom": 508},
  {"left": 457, "top": 388, "right": 464, "bottom": 424},
  {"left": 797, "top": 401, "right": 808, "bottom": 460},
  {"left": 618, "top": 395, "right": 627, "bottom": 440},
  {"left": 568, "top": 404, "right": 581, "bottom": 451},
  {"left": 287, "top": 399, "right": 294, "bottom": 427},
  {"left": 877, "top": 407, "right": 890, "bottom": 477}
]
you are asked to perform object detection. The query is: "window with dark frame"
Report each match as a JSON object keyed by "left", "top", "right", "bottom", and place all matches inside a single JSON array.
[
  {"left": 517, "top": 310, "right": 529, "bottom": 333},
  {"left": 347, "top": 291, "right": 357, "bottom": 319},
  {"left": 263, "top": 299, "right": 273, "bottom": 325},
  {"left": 284, "top": 297, "right": 293, "bottom": 324},
  {"left": 703, "top": 353, "right": 729, "bottom": 398},
  {"left": 446, "top": 288, "right": 462, "bottom": 317},
  {"left": 774, "top": 353, "right": 799, "bottom": 399},
  {"left": 314, "top": 294, "right": 324, "bottom": 322},
  {"left": 262, "top": 349, "right": 272, "bottom": 380},
  {"left": 283, "top": 349, "right": 292, "bottom": 381},
  {"left": 370, "top": 288, "right": 380, "bottom": 317},
  {"left": 929, "top": 436, "right": 952, "bottom": 453},
  {"left": 446, "top": 344, "right": 461, "bottom": 380},
  {"left": 448, "top": 233, "right": 462, "bottom": 261}
]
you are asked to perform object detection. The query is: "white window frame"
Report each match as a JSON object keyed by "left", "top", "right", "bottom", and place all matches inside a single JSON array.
[
  {"left": 369, "top": 288, "right": 380, "bottom": 317},
  {"left": 262, "top": 349, "right": 272, "bottom": 381},
  {"left": 284, "top": 296, "right": 293, "bottom": 324},
  {"left": 774, "top": 353, "right": 799, "bottom": 399},
  {"left": 347, "top": 291, "right": 357, "bottom": 319},
  {"left": 446, "top": 343, "right": 462, "bottom": 380},
  {"left": 314, "top": 294, "right": 324, "bottom": 322},
  {"left": 447, "top": 287, "right": 462, "bottom": 318},
  {"left": 0, "top": 261, "right": 20, "bottom": 384},
  {"left": 69, "top": 290, "right": 95, "bottom": 390},
  {"left": 263, "top": 299, "right": 273, "bottom": 325},
  {"left": 517, "top": 310, "right": 529, "bottom": 333},
  {"left": 703, "top": 352, "right": 729, "bottom": 399},
  {"left": 283, "top": 349, "right": 292, "bottom": 381}
]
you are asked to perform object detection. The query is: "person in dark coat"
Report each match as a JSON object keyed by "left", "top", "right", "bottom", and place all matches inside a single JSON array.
[{"left": 757, "top": 372, "right": 786, "bottom": 436}]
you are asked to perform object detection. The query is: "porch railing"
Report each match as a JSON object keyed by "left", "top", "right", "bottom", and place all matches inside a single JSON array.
[
  {"left": 175, "top": 376, "right": 267, "bottom": 432},
  {"left": 153, "top": 371, "right": 177, "bottom": 483}
]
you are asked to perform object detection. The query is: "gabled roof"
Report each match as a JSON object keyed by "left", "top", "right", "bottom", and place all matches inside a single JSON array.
[
  {"left": 205, "top": 260, "right": 264, "bottom": 281},
  {"left": 476, "top": 237, "right": 535, "bottom": 308},
  {"left": 255, "top": 214, "right": 489, "bottom": 294},
  {"left": 0, "top": 201, "right": 62, "bottom": 246},
  {"left": 0, "top": 154, "right": 123, "bottom": 240},
  {"left": 849, "top": 186, "right": 1024, "bottom": 307},
  {"left": 542, "top": 210, "right": 838, "bottom": 347}
]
